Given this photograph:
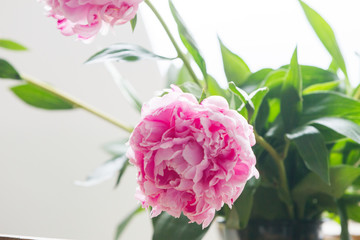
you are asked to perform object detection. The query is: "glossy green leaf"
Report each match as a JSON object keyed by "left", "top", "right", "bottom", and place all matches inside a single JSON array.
[
  {"left": 219, "top": 38, "right": 250, "bottom": 86},
  {"left": 292, "top": 165, "right": 360, "bottom": 217},
  {"left": 10, "top": 83, "right": 74, "bottom": 110},
  {"left": 130, "top": 15, "right": 137, "bottom": 32},
  {"left": 299, "top": 0, "right": 348, "bottom": 78},
  {"left": 169, "top": 0, "right": 207, "bottom": 77},
  {"left": 86, "top": 43, "right": 175, "bottom": 64},
  {"left": 0, "top": 58, "right": 21, "bottom": 80},
  {"left": 115, "top": 206, "right": 144, "bottom": 240},
  {"left": 287, "top": 125, "right": 329, "bottom": 183},
  {"left": 281, "top": 48, "right": 302, "bottom": 132},
  {"left": 152, "top": 212, "right": 209, "bottom": 240},
  {"left": 0, "top": 39, "right": 27, "bottom": 51},
  {"left": 75, "top": 155, "right": 128, "bottom": 187},
  {"left": 310, "top": 117, "right": 360, "bottom": 144},
  {"left": 303, "top": 81, "right": 340, "bottom": 94},
  {"left": 301, "top": 92, "right": 360, "bottom": 125},
  {"left": 105, "top": 62, "right": 142, "bottom": 112}
]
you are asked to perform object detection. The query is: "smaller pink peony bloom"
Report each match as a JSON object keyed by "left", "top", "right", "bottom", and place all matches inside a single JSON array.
[
  {"left": 42, "top": 0, "right": 143, "bottom": 40},
  {"left": 127, "top": 85, "right": 258, "bottom": 228}
]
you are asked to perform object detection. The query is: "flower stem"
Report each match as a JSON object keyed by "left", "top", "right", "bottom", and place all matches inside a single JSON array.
[
  {"left": 337, "top": 199, "right": 351, "bottom": 240},
  {"left": 22, "top": 76, "right": 133, "bottom": 133},
  {"left": 144, "top": 0, "right": 202, "bottom": 88},
  {"left": 254, "top": 131, "right": 294, "bottom": 219}
]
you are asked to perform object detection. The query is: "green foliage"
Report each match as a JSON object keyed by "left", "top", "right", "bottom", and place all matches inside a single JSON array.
[
  {"left": 86, "top": 43, "right": 174, "bottom": 64},
  {"left": 169, "top": 0, "right": 207, "bottom": 78},
  {"left": 299, "top": 1, "right": 348, "bottom": 79},
  {"left": 152, "top": 212, "right": 209, "bottom": 240},
  {"left": 105, "top": 62, "right": 142, "bottom": 112},
  {"left": 0, "top": 58, "right": 21, "bottom": 80},
  {"left": 219, "top": 38, "right": 251, "bottom": 86},
  {"left": 281, "top": 48, "right": 302, "bottom": 133},
  {"left": 76, "top": 155, "right": 128, "bottom": 187},
  {"left": 115, "top": 206, "right": 144, "bottom": 240},
  {"left": 0, "top": 39, "right": 27, "bottom": 51},
  {"left": 130, "top": 15, "right": 137, "bottom": 32},
  {"left": 11, "top": 83, "right": 74, "bottom": 110},
  {"left": 287, "top": 125, "right": 329, "bottom": 184},
  {"left": 225, "top": 177, "right": 260, "bottom": 229}
]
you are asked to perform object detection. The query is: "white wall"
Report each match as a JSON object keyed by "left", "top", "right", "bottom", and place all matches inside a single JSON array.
[{"left": 0, "top": 1, "right": 159, "bottom": 240}]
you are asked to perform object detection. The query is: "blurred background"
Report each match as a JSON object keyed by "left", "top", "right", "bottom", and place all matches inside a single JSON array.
[{"left": 1, "top": 0, "right": 360, "bottom": 239}]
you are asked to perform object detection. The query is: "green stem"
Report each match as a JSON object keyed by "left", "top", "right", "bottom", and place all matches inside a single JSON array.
[
  {"left": 337, "top": 199, "right": 351, "bottom": 240},
  {"left": 22, "top": 76, "right": 133, "bottom": 133},
  {"left": 254, "top": 131, "right": 294, "bottom": 219},
  {"left": 144, "top": 0, "right": 202, "bottom": 88}
]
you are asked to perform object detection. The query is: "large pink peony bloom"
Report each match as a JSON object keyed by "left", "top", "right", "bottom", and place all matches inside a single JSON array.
[
  {"left": 127, "top": 86, "right": 258, "bottom": 228},
  {"left": 43, "top": 0, "right": 143, "bottom": 40}
]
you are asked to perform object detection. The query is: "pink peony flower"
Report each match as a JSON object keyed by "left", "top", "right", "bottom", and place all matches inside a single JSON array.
[
  {"left": 43, "top": 0, "right": 143, "bottom": 40},
  {"left": 127, "top": 85, "right": 258, "bottom": 228}
]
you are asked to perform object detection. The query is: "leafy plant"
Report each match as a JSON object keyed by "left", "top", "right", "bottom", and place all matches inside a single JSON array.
[{"left": 2, "top": 1, "right": 360, "bottom": 240}]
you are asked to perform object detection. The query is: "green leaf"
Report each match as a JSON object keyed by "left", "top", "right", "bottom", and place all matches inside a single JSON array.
[
  {"left": 301, "top": 92, "right": 360, "bottom": 125},
  {"left": 226, "top": 177, "right": 260, "bottom": 229},
  {"left": 299, "top": 0, "right": 348, "bottom": 78},
  {"left": 152, "top": 212, "right": 209, "bottom": 240},
  {"left": 243, "top": 68, "right": 273, "bottom": 92},
  {"left": 249, "top": 87, "right": 269, "bottom": 122},
  {"left": 115, "top": 162, "right": 130, "bottom": 188},
  {"left": 280, "top": 65, "right": 338, "bottom": 88},
  {"left": 115, "top": 206, "right": 144, "bottom": 240},
  {"left": 75, "top": 155, "right": 128, "bottom": 187},
  {"left": 287, "top": 125, "right": 329, "bottom": 184},
  {"left": 86, "top": 43, "right": 175, "bottom": 64},
  {"left": 303, "top": 81, "right": 340, "bottom": 94},
  {"left": 104, "top": 62, "right": 142, "bottom": 112},
  {"left": 292, "top": 165, "right": 360, "bottom": 218},
  {"left": 10, "top": 83, "right": 74, "bottom": 110},
  {"left": 0, "top": 39, "right": 27, "bottom": 51},
  {"left": 206, "top": 75, "right": 227, "bottom": 97},
  {"left": 228, "top": 82, "right": 254, "bottom": 120},
  {"left": 169, "top": 0, "right": 207, "bottom": 77},
  {"left": 198, "top": 89, "right": 207, "bottom": 103},
  {"left": 219, "top": 38, "right": 251, "bottom": 86},
  {"left": 328, "top": 59, "right": 339, "bottom": 73},
  {"left": 262, "top": 69, "right": 287, "bottom": 97},
  {"left": 281, "top": 47, "right": 302, "bottom": 132},
  {"left": 346, "top": 203, "right": 360, "bottom": 223},
  {"left": 179, "top": 82, "right": 203, "bottom": 100},
  {"left": 103, "top": 139, "right": 128, "bottom": 156},
  {"left": 310, "top": 117, "right": 360, "bottom": 144},
  {"left": 130, "top": 15, "right": 137, "bottom": 32},
  {"left": 0, "top": 58, "right": 21, "bottom": 80},
  {"left": 353, "top": 83, "right": 360, "bottom": 100}
]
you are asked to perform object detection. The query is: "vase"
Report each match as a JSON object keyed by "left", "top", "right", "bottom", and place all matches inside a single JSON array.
[{"left": 218, "top": 220, "right": 323, "bottom": 240}]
